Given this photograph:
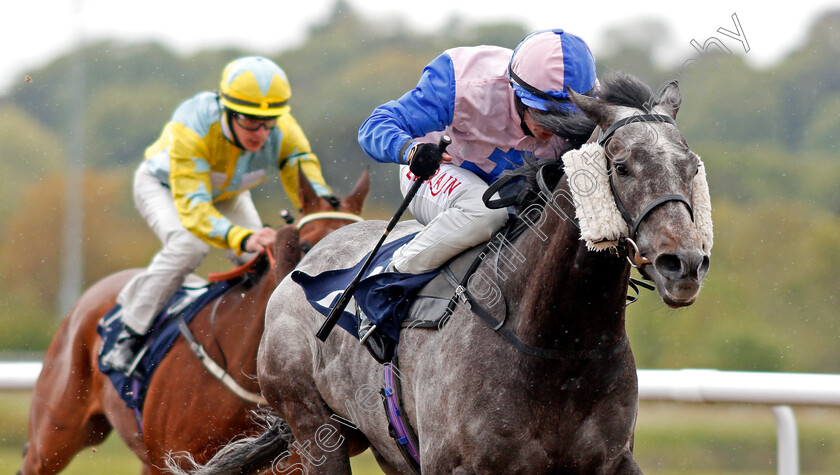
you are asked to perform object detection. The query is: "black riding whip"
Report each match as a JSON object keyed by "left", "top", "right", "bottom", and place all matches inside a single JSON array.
[{"left": 316, "top": 135, "right": 451, "bottom": 342}]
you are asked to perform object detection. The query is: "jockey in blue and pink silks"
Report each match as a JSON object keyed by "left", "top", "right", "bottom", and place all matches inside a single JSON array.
[{"left": 357, "top": 29, "right": 599, "bottom": 341}]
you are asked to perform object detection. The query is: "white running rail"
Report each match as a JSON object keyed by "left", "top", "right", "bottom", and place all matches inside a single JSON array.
[
  {"left": 637, "top": 368, "right": 840, "bottom": 406},
  {"left": 0, "top": 361, "right": 41, "bottom": 390},
  {"left": 637, "top": 369, "right": 840, "bottom": 475},
  {"left": 5, "top": 364, "right": 840, "bottom": 474}
]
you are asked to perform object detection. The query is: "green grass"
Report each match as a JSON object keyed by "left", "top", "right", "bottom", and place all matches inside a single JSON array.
[
  {"left": 0, "top": 436, "right": 142, "bottom": 474},
  {"left": 4, "top": 390, "right": 840, "bottom": 474},
  {"left": 1, "top": 439, "right": 385, "bottom": 474},
  {"left": 634, "top": 403, "right": 840, "bottom": 474},
  {"left": 0, "top": 390, "right": 386, "bottom": 474},
  {"left": 0, "top": 390, "right": 140, "bottom": 473}
]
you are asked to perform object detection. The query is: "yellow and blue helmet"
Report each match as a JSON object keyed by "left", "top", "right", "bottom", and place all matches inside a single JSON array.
[{"left": 219, "top": 56, "right": 291, "bottom": 117}]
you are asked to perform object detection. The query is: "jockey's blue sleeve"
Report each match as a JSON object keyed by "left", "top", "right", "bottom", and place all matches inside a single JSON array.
[{"left": 358, "top": 53, "right": 455, "bottom": 164}]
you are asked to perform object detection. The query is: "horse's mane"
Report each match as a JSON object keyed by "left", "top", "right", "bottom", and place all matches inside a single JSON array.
[
  {"left": 598, "top": 72, "right": 657, "bottom": 112},
  {"left": 505, "top": 72, "right": 660, "bottom": 187}
]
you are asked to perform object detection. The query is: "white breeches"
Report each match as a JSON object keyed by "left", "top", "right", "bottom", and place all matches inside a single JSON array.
[
  {"left": 117, "top": 162, "right": 262, "bottom": 334},
  {"left": 391, "top": 163, "right": 508, "bottom": 274}
]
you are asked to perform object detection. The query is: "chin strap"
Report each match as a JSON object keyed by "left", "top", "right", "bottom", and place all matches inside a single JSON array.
[
  {"left": 223, "top": 108, "right": 246, "bottom": 149},
  {"left": 216, "top": 94, "right": 245, "bottom": 149}
]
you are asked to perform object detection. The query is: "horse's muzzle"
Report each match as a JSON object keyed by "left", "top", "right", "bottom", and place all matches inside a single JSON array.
[{"left": 651, "top": 249, "right": 710, "bottom": 307}]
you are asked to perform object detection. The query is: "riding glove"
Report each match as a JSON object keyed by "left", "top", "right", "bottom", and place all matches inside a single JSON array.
[{"left": 407, "top": 143, "right": 443, "bottom": 180}]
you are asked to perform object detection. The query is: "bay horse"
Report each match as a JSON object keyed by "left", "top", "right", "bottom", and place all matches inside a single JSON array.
[
  {"left": 185, "top": 74, "right": 712, "bottom": 473},
  {"left": 19, "top": 169, "right": 369, "bottom": 474}
]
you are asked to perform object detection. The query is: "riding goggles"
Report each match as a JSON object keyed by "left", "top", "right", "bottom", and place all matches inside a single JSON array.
[{"left": 233, "top": 112, "right": 277, "bottom": 131}]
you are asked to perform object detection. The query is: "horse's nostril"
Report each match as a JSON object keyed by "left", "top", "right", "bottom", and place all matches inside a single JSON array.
[
  {"left": 654, "top": 252, "right": 708, "bottom": 280},
  {"left": 654, "top": 253, "right": 683, "bottom": 279},
  {"left": 699, "top": 255, "right": 711, "bottom": 277}
]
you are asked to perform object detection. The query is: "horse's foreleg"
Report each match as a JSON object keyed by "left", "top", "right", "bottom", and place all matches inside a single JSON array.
[
  {"left": 370, "top": 447, "right": 402, "bottom": 475},
  {"left": 20, "top": 389, "right": 112, "bottom": 474},
  {"left": 282, "top": 417, "right": 355, "bottom": 475},
  {"left": 20, "top": 323, "right": 113, "bottom": 475},
  {"left": 265, "top": 383, "right": 361, "bottom": 474}
]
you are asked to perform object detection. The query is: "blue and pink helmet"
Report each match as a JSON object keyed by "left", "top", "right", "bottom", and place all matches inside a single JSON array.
[{"left": 509, "top": 29, "right": 598, "bottom": 112}]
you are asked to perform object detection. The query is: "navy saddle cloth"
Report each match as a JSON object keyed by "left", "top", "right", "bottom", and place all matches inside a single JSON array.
[
  {"left": 293, "top": 232, "right": 486, "bottom": 348},
  {"left": 96, "top": 280, "right": 234, "bottom": 411},
  {"left": 292, "top": 233, "right": 441, "bottom": 344}
]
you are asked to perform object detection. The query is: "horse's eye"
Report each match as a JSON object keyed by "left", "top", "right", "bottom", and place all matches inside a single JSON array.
[
  {"left": 614, "top": 163, "right": 629, "bottom": 176},
  {"left": 301, "top": 242, "right": 312, "bottom": 254}
]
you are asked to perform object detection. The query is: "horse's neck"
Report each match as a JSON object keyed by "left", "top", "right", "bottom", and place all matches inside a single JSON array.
[
  {"left": 211, "top": 265, "right": 279, "bottom": 368},
  {"left": 237, "top": 231, "right": 302, "bottom": 347},
  {"left": 496, "top": 184, "right": 630, "bottom": 351}
]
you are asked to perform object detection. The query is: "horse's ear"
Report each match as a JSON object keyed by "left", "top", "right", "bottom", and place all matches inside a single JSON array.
[
  {"left": 567, "top": 87, "right": 616, "bottom": 129},
  {"left": 655, "top": 80, "right": 681, "bottom": 119},
  {"left": 297, "top": 166, "right": 320, "bottom": 213},
  {"left": 343, "top": 167, "right": 370, "bottom": 214}
]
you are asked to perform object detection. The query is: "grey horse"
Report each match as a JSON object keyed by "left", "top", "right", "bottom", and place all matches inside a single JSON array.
[{"left": 180, "top": 73, "right": 711, "bottom": 474}]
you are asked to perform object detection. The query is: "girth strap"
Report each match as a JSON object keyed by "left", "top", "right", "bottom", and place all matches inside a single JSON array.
[{"left": 382, "top": 360, "right": 422, "bottom": 474}]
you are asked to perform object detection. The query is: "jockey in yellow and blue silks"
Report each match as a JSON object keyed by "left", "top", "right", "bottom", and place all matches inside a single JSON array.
[
  {"left": 145, "top": 58, "right": 330, "bottom": 251},
  {"left": 355, "top": 30, "right": 598, "bottom": 346},
  {"left": 102, "top": 56, "right": 332, "bottom": 374}
]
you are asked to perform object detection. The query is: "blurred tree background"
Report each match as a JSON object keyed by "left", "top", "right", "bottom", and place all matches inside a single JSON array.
[{"left": 0, "top": 1, "right": 838, "bottom": 377}]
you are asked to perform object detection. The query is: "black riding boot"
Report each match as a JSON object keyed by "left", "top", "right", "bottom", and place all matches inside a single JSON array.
[
  {"left": 355, "top": 261, "right": 401, "bottom": 363},
  {"left": 101, "top": 326, "right": 144, "bottom": 375}
]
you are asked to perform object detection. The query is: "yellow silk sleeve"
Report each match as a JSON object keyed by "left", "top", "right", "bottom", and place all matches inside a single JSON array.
[{"left": 167, "top": 123, "right": 246, "bottom": 250}]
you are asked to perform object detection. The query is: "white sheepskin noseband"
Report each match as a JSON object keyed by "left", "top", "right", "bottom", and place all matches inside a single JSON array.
[{"left": 561, "top": 142, "right": 713, "bottom": 253}]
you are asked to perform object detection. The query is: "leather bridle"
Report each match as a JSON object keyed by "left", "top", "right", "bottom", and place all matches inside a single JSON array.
[{"left": 597, "top": 113, "right": 695, "bottom": 267}]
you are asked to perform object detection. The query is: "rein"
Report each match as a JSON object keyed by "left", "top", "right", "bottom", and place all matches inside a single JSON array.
[
  {"left": 186, "top": 206, "right": 363, "bottom": 405},
  {"left": 464, "top": 285, "right": 630, "bottom": 360}
]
